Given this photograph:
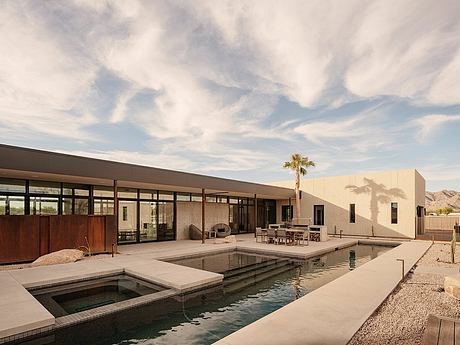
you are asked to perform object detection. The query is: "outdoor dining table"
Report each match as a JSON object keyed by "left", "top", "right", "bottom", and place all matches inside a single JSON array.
[{"left": 260, "top": 228, "right": 309, "bottom": 245}]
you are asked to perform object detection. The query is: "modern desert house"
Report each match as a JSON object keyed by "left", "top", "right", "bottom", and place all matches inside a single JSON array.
[{"left": 0, "top": 144, "right": 425, "bottom": 264}]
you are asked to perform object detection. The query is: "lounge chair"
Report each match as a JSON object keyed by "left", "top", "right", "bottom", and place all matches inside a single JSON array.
[
  {"left": 189, "top": 224, "right": 209, "bottom": 240},
  {"left": 211, "top": 223, "right": 232, "bottom": 238}
]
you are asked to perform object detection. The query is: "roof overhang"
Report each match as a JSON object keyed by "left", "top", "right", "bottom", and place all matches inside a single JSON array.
[{"left": 0, "top": 144, "right": 295, "bottom": 199}]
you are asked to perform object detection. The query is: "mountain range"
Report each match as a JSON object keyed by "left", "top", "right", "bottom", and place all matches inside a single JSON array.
[{"left": 426, "top": 190, "right": 460, "bottom": 211}]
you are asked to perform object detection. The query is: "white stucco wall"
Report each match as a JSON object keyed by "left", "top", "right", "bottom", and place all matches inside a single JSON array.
[
  {"left": 272, "top": 169, "right": 425, "bottom": 239},
  {"left": 176, "top": 201, "right": 229, "bottom": 240}
]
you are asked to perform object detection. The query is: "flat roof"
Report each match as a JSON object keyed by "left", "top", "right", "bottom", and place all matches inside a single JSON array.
[{"left": 0, "top": 144, "right": 294, "bottom": 199}]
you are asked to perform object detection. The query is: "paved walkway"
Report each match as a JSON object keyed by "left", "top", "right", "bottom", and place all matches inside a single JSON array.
[{"left": 214, "top": 241, "right": 431, "bottom": 345}]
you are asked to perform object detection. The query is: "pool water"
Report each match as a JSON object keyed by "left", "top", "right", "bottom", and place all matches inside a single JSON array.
[
  {"left": 169, "top": 251, "right": 278, "bottom": 274},
  {"left": 31, "top": 275, "right": 163, "bottom": 317},
  {"left": 25, "top": 244, "right": 391, "bottom": 345}
]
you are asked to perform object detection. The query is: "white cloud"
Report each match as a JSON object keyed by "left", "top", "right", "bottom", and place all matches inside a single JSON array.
[
  {"left": 427, "top": 48, "right": 460, "bottom": 104},
  {"left": 0, "top": 2, "right": 99, "bottom": 139},
  {"left": 411, "top": 114, "right": 460, "bottom": 142}
]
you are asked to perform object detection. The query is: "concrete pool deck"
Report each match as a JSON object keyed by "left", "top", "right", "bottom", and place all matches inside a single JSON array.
[
  {"left": 0, "top": 234, "right": 414, "bottom": 344},
  {"left": 214, "top": 240, "right": 431, "bottom": 345}
]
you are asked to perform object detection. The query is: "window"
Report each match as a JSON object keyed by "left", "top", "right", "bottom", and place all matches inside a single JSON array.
[
  {"left": 29, "top": 180, "right": 60, "bottom": 195},
  {"left": 122, "top": 206, "right": 128, "bottom": 221},
  {"left": 282, "top": 205, "right": 293, "bottom": 222},
  {"left": 30, "top": 197, "right": 59, "bottom": 215},
  {"left": 118, "top": 188, "right": 137, "bottom": 199},
  {"left": 216, "top": 196, "right": 228, "bottom": 203},
  {"left": 0, "top": 195, "right": 25, "bottom": 215},
  {"left": 191, "top": 194, "right": 203, "bottom": 202},
  {"left": 94, "top": 199, "right": 114, "bottom": 215},
  {"left": 0, "top": 178, "right": 26, "bottom": 193},
  {"left": 349, "top": 204, "right": 355, "bottom": 223},
  {"left": 391, "top": 202, "right": 398, "bottom": 224},
  {"left": 314, "top": 205, "right": 325, "bottom": 225},
  {"left": 176, "top": 193, "right": 191, "bottom": 202},
  {"left": 93, "top": 186, "right": 114, "bottom": 198},
  {"left": 139, "top": 190, "right": 157, "bottom": 200},
  {"left": 158, "top": 191, "right": 174, "bottom": 201},
  {"left": 62, "top": 198, "right": 73, "bottom": 215},
  {"left": 62, "top": 183, "right": 89, "bottom": 196},
  {"left": 206, "top": 195, "right": 217, "bottom": 202},
  {"left": 74, "top": 198, "right": 89, "bottom": 215}
]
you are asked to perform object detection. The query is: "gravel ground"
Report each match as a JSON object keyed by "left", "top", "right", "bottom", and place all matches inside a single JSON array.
[{"left": 349, "top": 243, "right": 460, "bottom": 345}]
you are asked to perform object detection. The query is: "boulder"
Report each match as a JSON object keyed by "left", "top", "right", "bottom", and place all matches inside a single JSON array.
[
  {"left": 444, "top": 274, "right": 460, "bottom": 300},
  {"left": 223, "top": 235, "right": 237, "bottom": 243},
  {"left": 32, "top": 249, "right": 85, "bottom": 267}
]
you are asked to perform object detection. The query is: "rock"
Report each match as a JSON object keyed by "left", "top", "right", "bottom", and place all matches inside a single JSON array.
[
  {"left": 32, "top": 249, "right": 85, "bottom": 267},
  {"left": 223, "top": 235, "right": 237, "bottom": 243},
  {"left": 444, "top": 274, "right": 460, "bottom": 300}
]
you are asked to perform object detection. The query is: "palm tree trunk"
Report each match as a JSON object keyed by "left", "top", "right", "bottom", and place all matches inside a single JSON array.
[{"left": 295, "top": 170, "right": 301, "bottom": 224}]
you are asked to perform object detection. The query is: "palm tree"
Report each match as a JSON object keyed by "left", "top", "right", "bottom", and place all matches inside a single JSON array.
[{"left": 283, "top": 154, "right": 315, "bottom": 224}]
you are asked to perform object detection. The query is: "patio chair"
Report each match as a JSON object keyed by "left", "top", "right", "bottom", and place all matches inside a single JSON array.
[
  {"left": 211, "top": 223, "right": 232, "bottom": 238},
  {"left": 189, "top": 224, "right": 209, "bottom": 240},
  {"left": 276, "top": 229, "right": 288, "bottom": 245},
  {"left": 267, "top": 228, "right": 276, "bottom": 244},
  {"left": 294, "top": 229, "right": 309, "bottom": 246},
  {"left": 255, "top": 227, "right": 266, "bottom": 243}
]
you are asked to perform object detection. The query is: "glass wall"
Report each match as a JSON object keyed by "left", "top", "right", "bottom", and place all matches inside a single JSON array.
[
  {"left": 0, "top": 177, "right": 279, "bottom": 242},
  {"left": 140, "top": 202, "right": 157, "bottom": 242}
]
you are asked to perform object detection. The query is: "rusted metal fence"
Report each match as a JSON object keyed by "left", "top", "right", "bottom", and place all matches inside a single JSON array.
[{"left": 0, "top": 215, "right": 116, "bottom": 264}]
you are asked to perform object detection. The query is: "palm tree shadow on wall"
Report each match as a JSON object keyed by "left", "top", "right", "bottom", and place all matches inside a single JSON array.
[{"left": 346, "top": 178, "right": 406, "bottom": 227}]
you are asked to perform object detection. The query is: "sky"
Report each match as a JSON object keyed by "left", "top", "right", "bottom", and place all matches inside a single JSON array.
[{"left": 0, "top": 0, "right": 460, "bottom": 191}]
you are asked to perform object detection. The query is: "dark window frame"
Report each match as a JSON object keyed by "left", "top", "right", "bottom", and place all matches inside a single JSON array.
[
  {"left": 349, "top": 204, "right": 356, "bottom": 223},
  {"left": 391, "top": 202, "right": 398, "bottom": 224}
]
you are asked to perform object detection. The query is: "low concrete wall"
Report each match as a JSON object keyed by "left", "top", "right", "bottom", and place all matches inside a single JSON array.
[
  {"left": 176, "top": 202, "right": 229, "bottom": 240},
  {"left": 425, "top": 215, "right": 460, "bottom": 231}
]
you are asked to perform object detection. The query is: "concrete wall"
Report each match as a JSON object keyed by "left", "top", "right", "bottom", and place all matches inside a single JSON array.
[
  {"left": 273, "top": 169, "right": 425, "bottom": 239},
  {"left": 425, "top": 215, "right": 460, "bottom": 231},
  {"left": 176, "top": 201, "right": 229, "bottom": 240}
]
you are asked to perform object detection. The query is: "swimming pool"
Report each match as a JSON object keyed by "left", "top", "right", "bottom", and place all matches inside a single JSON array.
[{"left": 22, "top": 244, "right": 391, "bottom": 345}]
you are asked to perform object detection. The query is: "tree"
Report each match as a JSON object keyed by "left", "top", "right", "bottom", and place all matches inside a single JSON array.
[{"left": 283, "top": 153, "right": 315, "bottom": 224}]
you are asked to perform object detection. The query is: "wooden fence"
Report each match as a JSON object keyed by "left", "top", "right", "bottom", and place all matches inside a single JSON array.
[
  {"left": 424, "top": 215, "right": 460, "bottom": 231},
  {"left": 0, "top": 215, "right": 116, "bottom": 264}
]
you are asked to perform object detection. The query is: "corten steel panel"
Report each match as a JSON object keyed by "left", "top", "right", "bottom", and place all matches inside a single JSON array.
[
  {"left": 39, "top": 216, "right": 50, "bottom": 256},
  {"left": 0, "top": 216, "right": 40, "bottom": 264},
  {"left": 0, "top": 144, "right": 294, "bottom": 198},
  {"left": 88, "top": 216, "right": 106, "bottom": 253},
  {"left": 49, "top": 215, "right": 88, "bottom": 252},
  {"left": 104, "top": 215, "right": 117, "bottom": 254}
]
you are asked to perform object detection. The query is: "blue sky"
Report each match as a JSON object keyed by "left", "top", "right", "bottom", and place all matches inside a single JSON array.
[{"left": 0, "top": 1, "right": 460, "bottom": 191}]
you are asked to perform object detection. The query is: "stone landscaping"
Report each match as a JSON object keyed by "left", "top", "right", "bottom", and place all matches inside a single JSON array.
[{"left": 349, "top": 243, "right": 460, "bottom": 345}]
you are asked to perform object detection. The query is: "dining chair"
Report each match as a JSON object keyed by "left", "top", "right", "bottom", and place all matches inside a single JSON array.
[
  {"left": 276, "top": 229, "right": 287, "bottom": 245},
  {"left": 256, "top": 227, "right": 266, "bottom": 243},
  {"left": 267, "top": 228, "right": 276, "bottom": 244},
  {"left": 295, "top": 229, "right": 309, "bottom": 246}
]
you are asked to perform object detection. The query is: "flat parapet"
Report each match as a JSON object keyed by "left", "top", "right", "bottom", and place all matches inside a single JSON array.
[
  {"left": 0, "top": 272, "right": 54, "bottom": 342},
  {"left": 214, "top": 241, "right": 431, "bottom": 345}
]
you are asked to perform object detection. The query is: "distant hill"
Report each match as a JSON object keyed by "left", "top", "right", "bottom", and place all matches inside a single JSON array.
[{"left": 426, "top": 190, "right": 460, "bottom": 211}]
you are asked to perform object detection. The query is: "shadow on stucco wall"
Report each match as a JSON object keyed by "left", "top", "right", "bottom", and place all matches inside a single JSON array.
[{"left": 345, "top": 178, "right": 406, "bottom": 226}]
